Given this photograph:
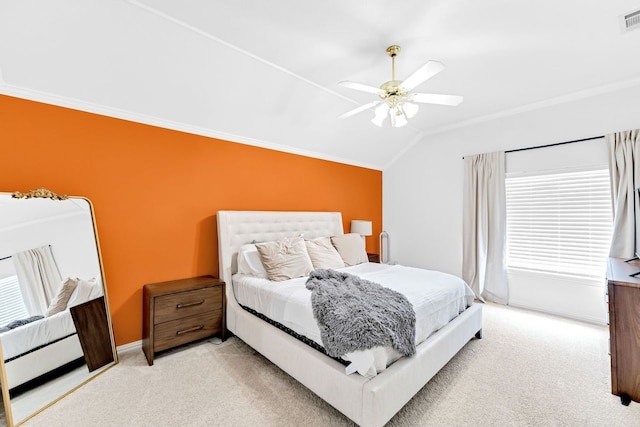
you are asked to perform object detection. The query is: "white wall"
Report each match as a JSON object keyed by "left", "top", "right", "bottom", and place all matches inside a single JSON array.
[
  {"left": 384, "top": 83, "right": 640, "bottom": 323},
  {"left": 0, "top": 211, "right": 101, "bottom": 282}
]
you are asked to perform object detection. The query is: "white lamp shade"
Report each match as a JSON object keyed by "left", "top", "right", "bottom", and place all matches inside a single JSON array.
[
  {"left": 350, "top": 220, "right": 372, "bottom": 236},
  {"left": 392, "top": 111, "right": 408, "bottom": 128},
  {"left": 371, "top": 103, "right": 389, "bottom": 127},
  {"left": 403, "top": 102, "right": 419, "bottom": 118}
]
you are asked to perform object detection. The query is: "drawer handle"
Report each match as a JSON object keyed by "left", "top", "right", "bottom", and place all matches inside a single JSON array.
[
  {"left": 176, "top": 299, "right": 205, "bottom": 309},
  {"left": 176, "top": 325, "right": 205, "bottom": 335}
]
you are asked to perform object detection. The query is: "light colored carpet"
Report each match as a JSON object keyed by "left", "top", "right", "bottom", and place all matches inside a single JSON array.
[{"left": 8, "top": 303, "right": 640, "bottom": 427}]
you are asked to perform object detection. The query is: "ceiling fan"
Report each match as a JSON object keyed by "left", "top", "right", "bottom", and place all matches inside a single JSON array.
[{"left": 339, "top": 45, "right": 463, "bottom": 128}]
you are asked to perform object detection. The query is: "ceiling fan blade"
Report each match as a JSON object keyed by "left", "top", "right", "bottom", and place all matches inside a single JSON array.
[
  {"left": 401, "top": 61, "right": 445, "bottom": 91},
  {"left": 339, "top": 101, "right": 381, "bottom": 119},
  {"left": 339, "top": 81, "right": 382, "bottom": 95},
  {"left": 411, "top": 93, "right": 463, "bottom": 106}
]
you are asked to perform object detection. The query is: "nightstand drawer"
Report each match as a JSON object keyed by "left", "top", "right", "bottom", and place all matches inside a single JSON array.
[
  {"left": 154, "top": 286, "right": 221, "bottom": 324},
  {"left": 154, "top": 310, "right": 222, "bottom": 352}
]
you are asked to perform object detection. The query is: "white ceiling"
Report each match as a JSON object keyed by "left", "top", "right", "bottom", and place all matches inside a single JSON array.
[
  {"left": 0, "top": 193, "right": 89, "bottom": 232},
  {"left": 1, "top": 0, "right": 639, "bottom": 170}
]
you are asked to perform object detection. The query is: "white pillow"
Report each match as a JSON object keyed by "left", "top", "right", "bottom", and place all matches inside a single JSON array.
[
  {"left": 237, "top": 244, "right": 268, "bottom": 278},
  {"left": 305, "top": 237, "right": 345, "bottom": 269},
  {"left": 330, "top": 233, "right": 369, "bottom": 266},
  {"left": 46, "top": 277, "right": 78, "bottom": 316},
  {"left": 67, "top": 277, "right": 100, "bottom": 308},
  {"left": 255, "top": 236, "right": 314, "bottom": 281},
  {"left": 89, "top": 277, "right": 104, "bottom": 299}
]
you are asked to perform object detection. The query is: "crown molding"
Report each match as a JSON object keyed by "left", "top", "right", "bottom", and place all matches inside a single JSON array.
[
  {"left": 0, "top": 83, "right": 382, "bottom": 171},
  {"left": 384, "top": 76, "right": 640, "bottom": 169},
  {"left": 424, "top": 76, "right": 640, "bottom": 138}
]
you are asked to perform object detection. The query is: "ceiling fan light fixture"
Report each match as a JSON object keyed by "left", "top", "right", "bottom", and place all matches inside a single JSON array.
[
  {"left": 371, "top": 103, "right": 389, "bottom": 127},
  {"left": 371, "top": 115, "right": 386, "bottom": 127},
  {"left": 390, "top": 109, "right": 408, "bottom": 128},
  {"left": 403, "top": 102, "right": 419, "bottom": 119},
  {"left": 338, "top": 45, "right": 462, "bottom": 128}
]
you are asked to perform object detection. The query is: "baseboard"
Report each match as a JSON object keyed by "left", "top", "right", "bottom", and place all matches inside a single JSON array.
[
  {"left": 117, "top": 339, "right": 142, "bottom": 356},
  {"left": 507, "top": 303, "right": 606, "bottom": 326}
]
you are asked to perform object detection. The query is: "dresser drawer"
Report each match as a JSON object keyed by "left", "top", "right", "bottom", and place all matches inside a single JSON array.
[
  {"left": 154, "top": 310, "right": 222, "bottom": 352},
  {"left": 142, "top": 276, "right": 226, "bottom": 365},
  {"left": 154, "top": 286, "right": 221, "bottom": 324}
]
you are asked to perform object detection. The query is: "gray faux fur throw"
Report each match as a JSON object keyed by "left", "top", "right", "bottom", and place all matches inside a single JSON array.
[{"left": 305, "top": 269, "right": 416, "bottom": 358}]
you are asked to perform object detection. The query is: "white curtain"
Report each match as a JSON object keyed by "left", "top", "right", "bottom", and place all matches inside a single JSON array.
[
  {"left": 607, "top": 129, "right": 640, "bottom": 258},
  {"left": 13, "top": 245, "right": 62, "bottom": 315},
  {"left": 462, "top": 151, "right": 509, "bottom": 304}
]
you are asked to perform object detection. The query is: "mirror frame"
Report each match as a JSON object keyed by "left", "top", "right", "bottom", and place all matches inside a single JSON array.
[{"left": 0, "top": 188, "right": 118, "bottom": 426}]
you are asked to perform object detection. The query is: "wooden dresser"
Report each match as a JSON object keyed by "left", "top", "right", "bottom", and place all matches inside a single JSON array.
[
  {"left": 606, "top": 257, "right": 640, "bottom": 405},
  {"left": 142, "top": 276, "right": 225, "bottom": 365}
]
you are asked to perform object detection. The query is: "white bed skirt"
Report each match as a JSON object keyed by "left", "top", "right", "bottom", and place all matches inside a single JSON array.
[
  {"left": 4, "top": 334, "right": 84, "bottom": 390},
  {"left": 231, "top": 294, "right": 481, "bottom": 426}
]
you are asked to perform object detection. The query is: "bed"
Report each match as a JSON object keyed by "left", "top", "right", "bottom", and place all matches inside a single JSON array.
[
  {"left": 0, "top": 277, "right": 103, "bottom": 391},
  {"left": 217, "top": 210, "right": 483, "bottom": 427},
  {"left": 1, "top": 309, "right": 84, "bottom": 390}
]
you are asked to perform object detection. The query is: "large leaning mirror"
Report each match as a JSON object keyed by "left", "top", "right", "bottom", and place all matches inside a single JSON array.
[{"left": 0, "top": 188, "right": 117, "bottom": 426}]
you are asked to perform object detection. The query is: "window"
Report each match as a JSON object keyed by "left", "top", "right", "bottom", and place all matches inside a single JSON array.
[
  {"left": 0, "top": 275, "right": 29, "bottom": 325},
  {"left": 505, "top": 168, "right": 613, "bottom": 280}
]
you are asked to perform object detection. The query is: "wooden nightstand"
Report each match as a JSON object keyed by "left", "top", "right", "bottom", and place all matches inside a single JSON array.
[
  {"left": 367, "top": 253, "right": 380, "bottom": 263},
  {"left": 142, "top": 276, "right": 225, "bottom": 365}
]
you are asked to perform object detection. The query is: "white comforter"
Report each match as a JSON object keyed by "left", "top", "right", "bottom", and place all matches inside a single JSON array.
[
  {"left": 0, "top": 309, "right": 77, "bottom": 361},
  {"left": 233, "top": 262, "right": 476, "bottom": 377}
]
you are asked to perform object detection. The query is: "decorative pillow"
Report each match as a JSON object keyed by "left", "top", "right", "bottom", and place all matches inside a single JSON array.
[
  {"left": 46, "top": 277, "right": 79, "bottom": 316},
  {"left": 237, "top": 244, "right": 269, "bottom": 278},
  {"left": 305, "top": 237, "right": 345, "bottom": 269},
  {"left": 255, "top": 236, "right": 314, "bottom": 281},
  {"left": 67, "top": 277, "right": 100, "bottom": 308},
  {"left": 330, "top": 233, "right": 369, "bottom": 266},
  {"left": 89, "top": 277, "right": 104, "bottom": 299}
]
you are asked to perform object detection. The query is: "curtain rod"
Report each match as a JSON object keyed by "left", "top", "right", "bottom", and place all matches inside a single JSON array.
[
  {"left": 1, "top": 245, "right": 51, "bottom": 262},
  {"left": 505, "top": 135, "right": 604, "bottom": 154},
  {"left": 463, "top": 135, "right": 605, "bottom": 159}
]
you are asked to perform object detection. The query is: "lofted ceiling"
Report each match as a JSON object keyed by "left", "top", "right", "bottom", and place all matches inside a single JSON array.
[
  {"left": 0, "top": 193, "right": 89, "bottom": 232},
  {"left": 1, "top": 1, "right": 640, "bottom": 170}
]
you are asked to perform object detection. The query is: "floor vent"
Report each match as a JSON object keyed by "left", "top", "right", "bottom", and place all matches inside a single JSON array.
[{"left": 624, "top": 9, "right": 640, "bottom": 32}]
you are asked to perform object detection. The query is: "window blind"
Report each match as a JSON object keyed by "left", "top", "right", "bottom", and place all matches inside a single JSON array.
[
  {"left": 0, "top": 275, "right": 29, "bottom": 325},
  {"left": 505, "top": 168, "right": 613, "bottom": 280}
]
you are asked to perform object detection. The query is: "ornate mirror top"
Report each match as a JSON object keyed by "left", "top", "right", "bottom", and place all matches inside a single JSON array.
[{"left": 11, "top": 188, "right": 68, "bottom": 200}]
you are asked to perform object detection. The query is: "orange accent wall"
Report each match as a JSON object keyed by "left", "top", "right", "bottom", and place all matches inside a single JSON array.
[{"left": 0, "top": 94, "right": 382, "bottom": 346}]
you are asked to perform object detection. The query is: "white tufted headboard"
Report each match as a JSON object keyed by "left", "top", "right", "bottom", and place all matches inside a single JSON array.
[{"left": 216, "top": 210, "right": 343, "bottom": 331}]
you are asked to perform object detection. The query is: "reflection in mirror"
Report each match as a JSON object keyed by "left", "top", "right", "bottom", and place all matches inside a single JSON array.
[{"left": 0, "top": 189, "right": 117, "bottom": 426}]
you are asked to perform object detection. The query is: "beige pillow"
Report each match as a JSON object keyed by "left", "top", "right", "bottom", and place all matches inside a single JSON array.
[
  {"left": 256, "top": 236, "right": 314, "bottom": 281},
  {"left": 331, "top": 233, "right": 369, "bottom": 266},
  {"left": 305, "top": 237, "right": 345, "bottom": 269},
  {"left": 67, "top": 277, "right": 101, "bottom": 308},
  {"left": 46, "top": 277, "right": 79, "bottom": 316}
]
